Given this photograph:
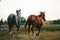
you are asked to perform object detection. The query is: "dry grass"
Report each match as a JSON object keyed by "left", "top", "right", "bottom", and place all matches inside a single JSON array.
[
  {"left": 0, "top": 24, "right": 60, "bottom": 40},
  {"left": 0, "top": 31, "right": 60, "bottom": 40},
  {"left": 14, "top": 31, "right": 60, "bottom": 40}
]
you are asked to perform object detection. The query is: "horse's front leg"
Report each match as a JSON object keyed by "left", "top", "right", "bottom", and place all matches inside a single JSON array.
[
  {"left": 36, "top": 24, "right": 42, "bottom": 36},
  {"left": 16, "top": 25, "right": 20, "bottom": 40},
  {"left": 16, "top": 25, "right": 20, "bottom": 35},
  {"left": 31, "top": 25, "right": 34, "bottom": 36},
  {"left": 36, "top": 26, "right": 40, "bottom": 36}
]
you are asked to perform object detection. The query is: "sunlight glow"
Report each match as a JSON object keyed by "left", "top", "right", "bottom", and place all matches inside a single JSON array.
[{"left": 0, "top": 0, "right": 60, "bottom": 21}]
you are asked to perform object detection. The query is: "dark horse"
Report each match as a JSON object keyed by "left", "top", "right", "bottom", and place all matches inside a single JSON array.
[
  {"left": 25, "top": 11, "right": 46, "bottom": 36},
  {"left": 7, "top": 9, "right": 21, "bottom": 39}
]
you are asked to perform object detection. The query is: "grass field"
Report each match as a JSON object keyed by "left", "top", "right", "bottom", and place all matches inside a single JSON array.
[{"left": 0, "top": 24, "right": 60, "bottom": 40}]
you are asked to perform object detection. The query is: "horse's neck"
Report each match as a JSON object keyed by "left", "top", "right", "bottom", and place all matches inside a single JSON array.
[
  {"left": 37, "top": 15, "right": 43, "bottom": 22},
  {"left": 17, "top": 12, "right": 21, "bottom": 23},
  {"left": 17, "top": 12, "right": 21, "bottom": 18},
  {"left": 37, "top": 16, "right": 44, "bottom": 24},
  {"left": 38, "top": 15, "right": 43, "bottom": 19}
]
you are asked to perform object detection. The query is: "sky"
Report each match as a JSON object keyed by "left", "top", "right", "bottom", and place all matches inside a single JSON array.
[{"left": 0, "top": 0, "right": 60, "bottom": 21}]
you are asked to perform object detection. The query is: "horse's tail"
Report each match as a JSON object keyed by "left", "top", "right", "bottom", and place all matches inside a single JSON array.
[{"left": 24, "top": 20, "right": 28, "bottom": 28}]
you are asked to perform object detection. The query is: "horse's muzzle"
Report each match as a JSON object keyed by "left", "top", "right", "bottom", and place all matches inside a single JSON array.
[{"left": 43, "top": 17, "right": 46, "bottom": 21}]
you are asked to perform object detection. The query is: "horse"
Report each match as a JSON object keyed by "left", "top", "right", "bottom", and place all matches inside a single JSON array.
[
  {"left": 7, "top": 9, "right": 21, "bottom": 39},
  {"left": 25, "top": 11, "right": 46, "bottom": 36}
]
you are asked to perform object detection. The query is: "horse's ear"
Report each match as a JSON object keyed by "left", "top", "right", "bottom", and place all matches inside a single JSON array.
[
  {"left": 19, "top": 9, "right": 21, "bottom": 11},
  {"left": 44, "top": 11, "right": 45, "bottom": 13}
]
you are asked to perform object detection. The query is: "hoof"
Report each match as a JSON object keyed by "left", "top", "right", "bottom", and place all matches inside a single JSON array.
[{"left": 36, "top": 33, "right": 39, "bottom": 36}]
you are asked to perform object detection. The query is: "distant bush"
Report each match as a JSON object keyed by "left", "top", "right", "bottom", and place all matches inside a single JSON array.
[
  {"left": 51, "top": 19, "right": 60, "bottom": 24},
  {"left": 41, "top": 26, "right": 60, "bottom": 31},
  {"left": 20, "top": 25, "right": 60, "bottom": 32}
]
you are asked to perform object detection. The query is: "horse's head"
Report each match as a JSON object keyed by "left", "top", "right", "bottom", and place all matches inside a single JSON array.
[
  {"left": 16, "top": 9, "right": 21, "bottom": 15},
  {"left": 39, "top": 11, "right": 46, "bottom": 21}
]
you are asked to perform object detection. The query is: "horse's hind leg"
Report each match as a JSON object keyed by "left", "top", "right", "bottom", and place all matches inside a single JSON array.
[
  {"left": 28, "top": 25, "right": 30, "bottom": 35},
  {"left": 31, "top": 26, "right": 34, "bottom": 35},
  {"left": 9, "top": 25, "right": 12, "bottom": 40}
]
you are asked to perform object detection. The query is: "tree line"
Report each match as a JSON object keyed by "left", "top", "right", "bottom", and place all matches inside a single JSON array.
[
  {"left": 52, "top": 19, "right": 60, "bottom": 24},
  {"left": 0, "top": 19, "right": 7, "bottom": 25},
  {"left": 46, "top": 19, "right": 60, "bottom": 24},
  {"left": 0, "top": 18, "right": 60, "bottom": 25},
  {"left": 0, "top": 17, "right": 26, "bottom": 25}
]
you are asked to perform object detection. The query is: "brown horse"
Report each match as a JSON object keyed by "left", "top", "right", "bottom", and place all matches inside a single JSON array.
[{"left": 25, "top": 11, "right": 46, "bottom": 36}]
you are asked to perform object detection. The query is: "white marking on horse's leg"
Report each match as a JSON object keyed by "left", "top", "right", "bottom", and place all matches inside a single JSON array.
[
  {"left": 9, "top": 31, "right": 12, "bottom": 40},
  {"left": 10, "top": 31, "right": 12, "bottom": 36}
]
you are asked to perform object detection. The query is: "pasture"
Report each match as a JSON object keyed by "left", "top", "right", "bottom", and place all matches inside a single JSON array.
[{"left": 0, "top": 24, "right": 60, "bottom": 40}]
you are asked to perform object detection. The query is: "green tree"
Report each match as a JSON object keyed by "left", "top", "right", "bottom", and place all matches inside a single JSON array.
[
  {"left": 0, "top": 19, "right": 3, "bottom": 25},
  {"left": 4, "top": 20, "right": 7, "bottom": 25},
  {"left": 21, "top": 17, "right": 26, "bottom": 25},
  {"left": 52, "top": 19, "right": 60, "bottom": 24}
]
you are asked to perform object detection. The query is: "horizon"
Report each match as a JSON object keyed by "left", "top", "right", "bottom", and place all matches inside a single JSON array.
[{"left": 0, "top": 0, "right": 60, "bottom": 21}]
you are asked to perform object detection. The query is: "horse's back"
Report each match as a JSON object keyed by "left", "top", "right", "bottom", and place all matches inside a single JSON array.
[
  {"left": 27, "top": 15, "right": 37, "bottom": 21},
  {"left": 26, "top": 15, "right": 38, "bottom": 25},
  {"left": 27, "top": 15, "right": 43, "bottom": 25}
]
